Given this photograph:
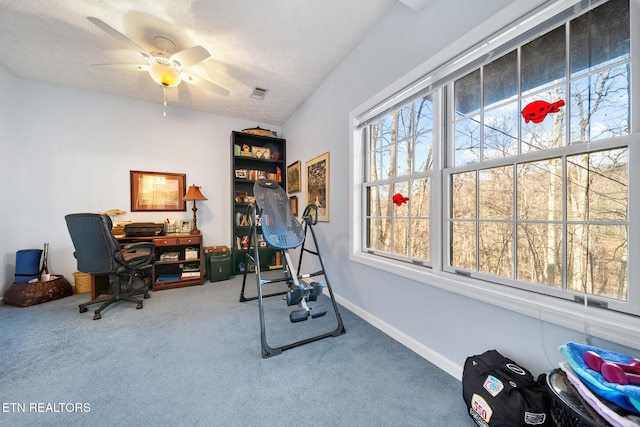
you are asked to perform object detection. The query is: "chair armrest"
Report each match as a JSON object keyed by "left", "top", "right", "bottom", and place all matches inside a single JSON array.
[{"left": 115, "top": 242, "right": 155, "bottom": 269}]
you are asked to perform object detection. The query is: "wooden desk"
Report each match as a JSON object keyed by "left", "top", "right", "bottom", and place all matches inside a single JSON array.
[{"left": 117, "top": 233, "right": 204, "bottom": 291}]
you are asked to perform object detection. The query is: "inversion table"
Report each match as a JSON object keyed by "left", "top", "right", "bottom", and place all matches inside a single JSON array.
[{"left": 239, "top": 179, "right": 345, "bottom": 357}]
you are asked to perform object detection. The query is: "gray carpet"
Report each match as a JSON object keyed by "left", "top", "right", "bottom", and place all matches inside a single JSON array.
[{"left": 0, "top": 273, "right": 472, "bottom": 426}]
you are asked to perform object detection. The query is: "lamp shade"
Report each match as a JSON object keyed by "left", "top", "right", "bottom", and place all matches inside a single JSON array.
[
  {"left": 183, "top": 185, "right": 207, "bottom": 201},
  {"left": 148, "top": 62, "right": 182, "bottom": 87}
]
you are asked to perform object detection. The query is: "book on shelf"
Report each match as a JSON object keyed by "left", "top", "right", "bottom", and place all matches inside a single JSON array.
[
  {"left": 156, "top": 273, "right": 181, "bottom": 282},
  {"left": 181, "top": 271, "right": 201, "bottom": 278}
]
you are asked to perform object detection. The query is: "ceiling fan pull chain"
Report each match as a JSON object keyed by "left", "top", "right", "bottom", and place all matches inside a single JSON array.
[{"left": 163, "top": 88, "right": 167, "bottom": 117}]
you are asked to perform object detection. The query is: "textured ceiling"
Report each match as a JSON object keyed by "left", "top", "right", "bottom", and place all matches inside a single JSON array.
[{"left": 0, "top": 0, "right": 398, "bottom": 125}]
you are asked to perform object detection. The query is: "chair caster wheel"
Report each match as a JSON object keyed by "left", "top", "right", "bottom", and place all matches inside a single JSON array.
[
  {"left": 79, "top": 306, "right": 88, "bottom": 313},
  {"left": 136, "top": 302, "right": 143, "bottom": 309},
  {"left": 93, "top": 312, "right": 101, "bottom": 320}
]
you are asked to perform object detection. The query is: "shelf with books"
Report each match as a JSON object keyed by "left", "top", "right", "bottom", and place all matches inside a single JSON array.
[{"left": 231, "top": 131, "right": 286, "bottom": 275}]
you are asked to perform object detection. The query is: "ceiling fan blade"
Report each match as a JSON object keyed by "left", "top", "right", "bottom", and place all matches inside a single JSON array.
[
  {"left": 170, "top": 45, "right": 210, "bottom": 69},
  {"left": 90, "top": 63, "right": 148, "bottom": 71},
  {"left": 87, "top": 17, "right": 152, "bottom": 61},
  {"left": 182, "top": 72, "right": 230, "bottom": 96}
]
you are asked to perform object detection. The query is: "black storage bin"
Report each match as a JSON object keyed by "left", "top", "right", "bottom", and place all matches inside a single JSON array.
[{"left": 207, "top": 252, "right": 231, "bottom": 282}]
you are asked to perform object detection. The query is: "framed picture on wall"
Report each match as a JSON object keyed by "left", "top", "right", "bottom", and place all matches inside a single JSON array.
[
  {"left": 306, "top": 152, "right": 330, "bottom": 222},
  {"left": 130, "top": 170, "right": 186, "bottom": 212},
  {"left": 287, "top": 160, "right": 301, "bottom": 193},
  {"left": 289, "top": 196, "right": 298, "bottom": 216}
]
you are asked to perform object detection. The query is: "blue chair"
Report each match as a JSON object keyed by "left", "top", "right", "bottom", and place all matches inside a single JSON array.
[{"left": 65, "top": 213, "right": 155, "bottom": 319}]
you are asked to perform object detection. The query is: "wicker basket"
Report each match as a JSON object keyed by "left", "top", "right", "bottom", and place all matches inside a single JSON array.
[
  {"left": 73, "top": 271, "right": 92, "bottom": 294},
  {"left": 4, "top": 276, "right": 72, "bottom": 307}
]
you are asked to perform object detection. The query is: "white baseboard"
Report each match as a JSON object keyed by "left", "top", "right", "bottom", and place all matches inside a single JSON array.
[{"left": 330, "top": 290, "right": 464, "bottom": 380}]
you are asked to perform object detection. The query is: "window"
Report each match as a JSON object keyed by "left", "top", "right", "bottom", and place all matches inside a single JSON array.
[
  {"left": 364, "top": 95, "right": 436, "bottom": 264},
  {"left": 358, "top": 0, "right": 637, "bottom": 316}
]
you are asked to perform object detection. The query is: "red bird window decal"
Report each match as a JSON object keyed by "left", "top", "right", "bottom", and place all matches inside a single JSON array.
[
  {"left": 393, "top": 193, "right": 409, "bottom": 206},
  {"left": 521, "top": 99, "right": 565, "bottom": 124}
]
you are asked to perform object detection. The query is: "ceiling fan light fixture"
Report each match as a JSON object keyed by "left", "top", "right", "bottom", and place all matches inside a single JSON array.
[{"left": 149, "top": 62, "right": 182, "bottom": 87}]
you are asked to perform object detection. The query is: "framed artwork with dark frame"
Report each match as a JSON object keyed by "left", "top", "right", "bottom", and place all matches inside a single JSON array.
[
  {"left": 130, "top": 170, "right": 186, "bottom": 212},
  {"left": 306, "top": 152, "right": 330, "bottom": 222},
  {"left": 289, "top": 196, "right": 298, "bottom": 216},
  {"left": 287, "top": 160, "right": 301, "bottom": 194}
]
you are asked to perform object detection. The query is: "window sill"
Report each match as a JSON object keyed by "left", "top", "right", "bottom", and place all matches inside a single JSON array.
[{"left": 351, "top": 251, "right": 640, "bottom": 351}]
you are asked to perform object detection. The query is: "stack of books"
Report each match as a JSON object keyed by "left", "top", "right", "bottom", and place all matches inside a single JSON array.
[{"left": 181, "top": 263, "right": 200, "bottom": 279}]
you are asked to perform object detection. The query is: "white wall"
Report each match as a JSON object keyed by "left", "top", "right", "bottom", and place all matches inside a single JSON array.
[
  {"left": 1, "top": 73, "right": 279, "bottom": 296},
  {"left": 0, "top": 67, "right": 21, "bottom": 292},
  {"left": 282, "top": 0, "right": 640, "bottom": 377}
]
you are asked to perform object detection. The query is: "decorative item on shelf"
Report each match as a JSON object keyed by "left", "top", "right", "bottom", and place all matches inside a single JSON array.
[
  {"left": 183, "top": 184, "right": 207, "bottom": 235},
  {"left": 252, "top": 146, "right": 270, "bottom": 159},
  {"left": 239, "top": 144, "right": 253, "bottom": 156},
  {"left": 271, "top": 151, "right": 280, "bottom": 160},
  {"left": 179, "top": 219, "right": 192, "bottom": 233},
  {"left": 185, "top": 247, "right": 198, "bottom": 260},
  {"left": 241, "top": 126, "right": 277, "bottom": 137}
]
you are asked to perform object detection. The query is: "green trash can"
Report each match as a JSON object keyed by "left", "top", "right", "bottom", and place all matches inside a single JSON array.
[{"left": 206, "top": 251, "right": 232, "bottom": 282}]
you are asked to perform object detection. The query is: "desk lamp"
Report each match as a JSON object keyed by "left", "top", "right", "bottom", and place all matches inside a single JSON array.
[{"left": 183, "top": 185, "right": 207, "bottom": 235}]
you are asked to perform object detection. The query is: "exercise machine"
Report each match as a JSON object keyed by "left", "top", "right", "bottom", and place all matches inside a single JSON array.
[{"left": 239, "top": 179, "right": 345, "bottom": 357}]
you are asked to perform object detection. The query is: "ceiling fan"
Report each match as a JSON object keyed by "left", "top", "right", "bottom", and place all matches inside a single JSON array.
[{"left": 87, "top": 16, "right": 229, "bottom": 111}]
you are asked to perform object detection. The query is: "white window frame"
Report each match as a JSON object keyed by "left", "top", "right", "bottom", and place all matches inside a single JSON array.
[{"left": 350, "top": 0, "right": 640, "bottom": 350}]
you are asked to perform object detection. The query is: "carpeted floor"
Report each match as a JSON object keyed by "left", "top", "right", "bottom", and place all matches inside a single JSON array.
[{"left": 0, "top": 274, "right": 472, "bottom": 426}]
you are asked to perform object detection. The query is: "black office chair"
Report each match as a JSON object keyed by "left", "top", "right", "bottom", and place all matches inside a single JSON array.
[{"left": 65, "top": 213, "right": 155, "bottom": 319}]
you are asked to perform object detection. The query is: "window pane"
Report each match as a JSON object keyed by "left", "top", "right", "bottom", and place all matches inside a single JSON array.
[
  {"left": 521, "top": 25, "right": 566, "bottom": 94},
  {"left": 454, "top": 116, "right": 481, "bottom": 166},
  {"left": 398, "top": 104, "right": 414, "bottom": 141},
  {"left": 397, "top": 138, "right": 412, "bottom": 176},
  {"left": 484, "top": 50, "right": 518, "bottom": 107},
  {"left": 483, "top": 102, "right": 519, "bottom": 160},
  {"left": 455, "top": 69, "right": 481, "bottom": 115},
  {"left": 371, "top": 148, "right": 393, "bottom": 180},
  {"left": 377, "top": 218, "right": 392, "bottom": 252},
  {"left": 392, "top": 181, "right": 409, "bottom": 218},
  {"left": 517, "top": 158, "right": 563, "bottom": 221},
  {"left": 521, "top": 86, "right": 567, "bottom": 152},
  {"left": 394, "top": 219, "right": 409, "bottom": 255},
  {"left": 569, "top": 64, "right": 630, "bottom": 143},
  {"left": 367, "top": 185, "right": 381, "bottom": 217},
  {"left": 517, "top": 223, "right": 562, "bottom": 287},
  {"left": 567, "top": 149, "right": 628, "bottom": 222},
  {"left": 479, "top": 222, "right": 514, "bottom": 277},
  {"left": 479, "top": 166, "right": 513, "bottom": 220},
  {"left": 566, "top": 224, "right": 628, "bottom": 301},
  {"left": 411, "top": 219, "right": 430, "bottom": 260},
  {"left": 415, "top": 96, "right": 434, "bottom": 135},
  {"left": 380, "top": 115, "right": 394, "bottom": 148},
  {"left": 452, "top": 172, "right": 476, "bottom": 219},
  {"left": 414, "top": 132, "right": 434, "bottom": 172},
  {"left": 587, "top": 148, "right": 628, "bottom": 222},
  {"left": 411, "top": 178, "right": 430, "bottom": 218},
  {"left": 570, "top": 0, "right": 630, "bottom": 76},
  {"left": 451, "top": 221, "right": 476, "bottom": 270}
]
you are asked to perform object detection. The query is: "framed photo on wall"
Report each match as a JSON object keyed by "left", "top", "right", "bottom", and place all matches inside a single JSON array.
[
  {"left": 289, "top": 196, "right": 298, "bottom": 216},
  {"left": 130, "top": 170, "right": 186, "bottom": 212},
  {"left": 306, "top": 152, "right": 330, "bottom": 222},
  {"left": 287, "top": 160, "right": 301, "bottom": 193}
]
